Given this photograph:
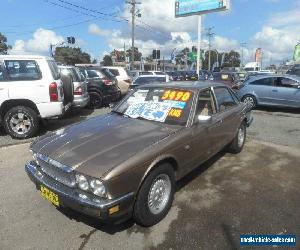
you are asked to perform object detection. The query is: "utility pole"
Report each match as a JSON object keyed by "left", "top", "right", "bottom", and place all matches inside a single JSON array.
[
  {"left": 126, "top": 0, "right": 141, "bottom": 70},
  {"left": 207, "top": 27, "right": 215, "bottom": 71},
  {"left": 240, "top": 42, "right": 247, "bottom": 68}
]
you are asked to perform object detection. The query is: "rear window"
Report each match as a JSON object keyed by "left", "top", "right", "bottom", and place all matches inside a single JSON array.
[
  {"left": 47, "top": 60, "right": 60, "bottom": 80},
  {"left": 87, "top": 69, "right": 104, "bottom": 79},
  {"left": 108, "top": 69, "right": 119, "bottom": 76},
  {"left": 5, "top": 60, "right": 42, "bottom": 81}
]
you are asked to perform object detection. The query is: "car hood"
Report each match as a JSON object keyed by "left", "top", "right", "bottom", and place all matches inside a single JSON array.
[{"left": 31, "top": 113, "right": 177, "bottom": 178}]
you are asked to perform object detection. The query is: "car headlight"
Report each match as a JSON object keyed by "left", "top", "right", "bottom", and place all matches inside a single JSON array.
[
  {"left": 90, "top": 179, "right": 106, "bottom": 197},
  {"left": 76, "top": 174, "right": 89, "bottom": 191}
]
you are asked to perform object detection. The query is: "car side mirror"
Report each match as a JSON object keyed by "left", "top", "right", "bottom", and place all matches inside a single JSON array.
[{"left": 197, "top": 115, "right": 212, "bottom": 123}]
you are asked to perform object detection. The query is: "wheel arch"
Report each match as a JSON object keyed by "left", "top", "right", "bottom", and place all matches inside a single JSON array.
[
  {"left": 0, "top": 99, "right": 40, "bottom": 119},
  {"left": 135, "top": 155, "right": 179, "bottom": 199}
]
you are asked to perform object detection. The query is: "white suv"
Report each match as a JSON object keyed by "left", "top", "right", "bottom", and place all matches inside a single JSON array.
[
  {"left": 102, "top": 66, "right": 132, "bottom": 95},
  {"left": 0, "top": 55, "right": 73, "bottom": 139}
]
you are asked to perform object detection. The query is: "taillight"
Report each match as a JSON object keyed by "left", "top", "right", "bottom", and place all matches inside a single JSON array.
[
  {"left": 124, "top": 79, "right": 132, "bottom": 84},
  {"left": 49, "top": 82, "right": 58, "bottom": 102},
  {"left": 103, "top": 79, "right": 113, "bottom": 85},
  {"left": 74, "top": 86, "right": 83, "bottom": 95}
]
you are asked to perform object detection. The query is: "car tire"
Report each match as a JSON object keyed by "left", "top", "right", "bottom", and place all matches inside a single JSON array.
[
  {"left": 227, "top": 122, "right": 246, "bottom": 154},
  {"left": 4, "top": 106, "right": 39, "bottom": 139},
  {"left": 133, "top": 163, "right": 175, "bottom": 227},
  {"left": 61, "top": 74, "right": 74, "bottom": 104},
  {"left": 242, "top": 95, "right": 257, "bottom": 109},
  {"left": 88, "top": 91, "right": 103, "bottom": 109}
]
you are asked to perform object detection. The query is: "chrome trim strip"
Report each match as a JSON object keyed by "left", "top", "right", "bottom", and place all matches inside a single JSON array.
[
  {"left": 37, "top": 153, "right": 73, "bottom": 172},
  {"left": 25, "top": 161, "right": 134, "bottom": 210}
]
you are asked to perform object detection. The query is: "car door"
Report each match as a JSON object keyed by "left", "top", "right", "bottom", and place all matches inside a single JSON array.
[
  {"left": 0, "top": 60, "right": 9, "bottom": 108},
  {"left": 190, "top": 88, "right": 220, "bottom": 170},
  {"left": 212, "top": 87, "right": 241, "bottom": 149},
  {"left": 274, "top": 77, "right": 300, "bottom": 108},
  {"left": 249, "top": 77, "right": 277, "bottom": 105}
]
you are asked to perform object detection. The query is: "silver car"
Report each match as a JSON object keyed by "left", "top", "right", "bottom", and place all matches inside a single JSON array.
[
  {"left": 237, "top": 74, "right": 300, "bottom": 109},
  {"left": 59, "top": 66, "right": 89, "bottom": 108}
]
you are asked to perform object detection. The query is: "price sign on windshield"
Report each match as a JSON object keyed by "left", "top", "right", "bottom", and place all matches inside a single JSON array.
[{"left": 161, "top": 90, "right": 191, "bottom": 102}]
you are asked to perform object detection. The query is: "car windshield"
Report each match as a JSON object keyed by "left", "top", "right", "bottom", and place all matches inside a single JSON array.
[{"left": 114, "top": 87, "right": 194, "bottom": 126}]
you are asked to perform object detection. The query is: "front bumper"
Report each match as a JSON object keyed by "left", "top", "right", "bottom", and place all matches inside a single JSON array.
[{"left": 25, "top": 161, "right": 134, "bottom": 222}]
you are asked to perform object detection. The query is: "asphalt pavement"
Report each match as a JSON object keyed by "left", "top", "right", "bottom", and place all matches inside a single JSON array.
[{"left": 0, "top": 107, "right": 300, "bottom": 249}]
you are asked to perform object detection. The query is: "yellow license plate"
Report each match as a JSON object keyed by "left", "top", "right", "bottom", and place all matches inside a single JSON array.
[{"left": 40, "top": 185, "right": 60, "bottom": 206}]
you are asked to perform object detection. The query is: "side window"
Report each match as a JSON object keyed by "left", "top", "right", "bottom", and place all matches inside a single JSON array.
[
  {"left": 214, "top": 87, "right": 237, "bottom": 112},
  {"left": 5, "top": 60, "right": 41, "bottom": 81},
  {"left": 195, "top": 89, "right": 216, "bottom": 118},
  {"left": 109, "top": 69, "right": 119, "bottom": 76},
  {"left": 277, "top": 77, "right": 299, "bottom": 88},
  {"left": 250, "top": 78, "right": 274, "bottom": 86},
  {"left": 0, "top": 63, "right": 5, "bottom": 81}
]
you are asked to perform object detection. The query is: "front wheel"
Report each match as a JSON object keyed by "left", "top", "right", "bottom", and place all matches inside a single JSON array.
[
  {"left": 242, "top": 95, "right": 257, "bottom": 109},
  {"left": 133, "top": 164, "right": 175, "bottom": 227},
  {"left": 4, "top": 106, "right": 39, "bottom": 139},
  {"left": 227, "top": 122, "right": 246, "bottom": 154}
]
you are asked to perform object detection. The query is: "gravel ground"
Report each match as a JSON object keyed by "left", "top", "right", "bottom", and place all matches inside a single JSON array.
[{"left": 0, "top": 139, "right": 299, "bottom": 249}]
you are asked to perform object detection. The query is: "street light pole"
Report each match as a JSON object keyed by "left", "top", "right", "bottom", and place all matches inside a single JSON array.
[
  {"left": 127, "top": 0, "right": 141, "bottom": 70},
  {"left": 207, "top": 27, "right": 215, "bottom": 71},
  {"left": 196, "top": 16, "right": 202, "bottom": 77}
]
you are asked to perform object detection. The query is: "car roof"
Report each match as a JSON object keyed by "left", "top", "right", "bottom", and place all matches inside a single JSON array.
[
  {"left": 246, "top": 74, "right": 300, "bottom": 81},
  {"left": 138, "top": 81, "right": 226, "bottom": 90},
  {"left": 0, "top": 54, "right": 54, "bottom": 60},
  {"left": 137, "top": 75, "right": 166, "bottom": 78}
]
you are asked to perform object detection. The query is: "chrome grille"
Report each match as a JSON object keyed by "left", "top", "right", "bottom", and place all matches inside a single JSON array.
[{"left": 37, "top": 154, "right": 76, "bottom": 187}]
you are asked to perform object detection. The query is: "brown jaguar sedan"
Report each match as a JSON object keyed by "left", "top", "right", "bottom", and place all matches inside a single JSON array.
[{"left": 25, "top": 82, "right": 253, "bottom": 227}]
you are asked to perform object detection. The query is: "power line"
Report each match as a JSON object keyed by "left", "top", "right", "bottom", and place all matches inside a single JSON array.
[
  {"left": 43, "top": 0, "right": 129, "bottom": 23},
  {"left": 56, "top": 0, "right": 119, "bottom": 17}
]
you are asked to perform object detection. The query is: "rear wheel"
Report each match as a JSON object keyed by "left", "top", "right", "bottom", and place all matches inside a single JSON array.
[
  {"left": 227, "top": 122, "right": 246, "bottom": 154},
  {"left": 133, "top": 163, "right": 175, "bottom": 227},
  {"left": 4, "top": 106, "right": 39, "bottom": 139},
  {"left": 88, "top": 92, "right": 103, "bottom": 109},
  {"left": 242, "top": 95, "right": 256, "bottom": 109}
]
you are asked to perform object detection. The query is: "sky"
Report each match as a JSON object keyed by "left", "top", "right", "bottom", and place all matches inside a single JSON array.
[{"left": 1, "top": 0, "right": 300, "bottom": 65}]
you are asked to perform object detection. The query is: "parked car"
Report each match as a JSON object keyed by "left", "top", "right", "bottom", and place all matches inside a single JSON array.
[
  {"left": 129, "top": 75, "right": 169, "bottom": 91},
  {"left": 286, "top": 65, "right": 300, "bottom": 77},
  {"left": 78, "top": 66, "right": 120, "bottom": 108},
  {"left": 0, "top": 55, "right": 73, "bottom": 139},
  {"left": 210, "top": 72, "right": 241, "bottom": 88},
  {"left": 237, "top": 75, "right": 300, "bottom": 109},
  {"left": 102, "top": 66, "right": 132, "bottom": 95},
  {"left": 178, "top": 70, "right": 198, "bottom": 81},
  {"left": 166, "top": 71, "right": 184, "bottom": 81},
  {"left": 58, "top": 66, "right": 89, "bottom": 108},
  {"left": 25, "top": 81, "right": 252, "bottom": 227}
]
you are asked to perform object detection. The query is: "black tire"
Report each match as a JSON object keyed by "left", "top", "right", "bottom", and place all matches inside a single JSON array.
[
  {"left": 88, "top": 91, "right": 103, "bottom": 109},
  {"left": 242, "top": 95, "right": 257, "bottom": 109},
  {"left": 61, "top": 74, "right": 74, "bottom": 104},
  {"left": 4, "top": 106, "right": 39, "bottom": 139},
  {"left": 227, "top": 122, "right": 246, "bottom": 154},
  {"left": 133, "top": 163, "right": 175, "bottom": 227}
]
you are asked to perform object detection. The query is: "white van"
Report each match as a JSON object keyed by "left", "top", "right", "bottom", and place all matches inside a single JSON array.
[{"left": 0, "top": 55, "right": 73, "bottom": 139}]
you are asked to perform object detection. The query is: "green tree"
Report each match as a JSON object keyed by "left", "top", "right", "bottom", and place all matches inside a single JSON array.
[
  {"left": 222, "top": 50, "right": 241, "bottom": 68},
  {"left": 0, "top": 33, "right": 12, "bottom": 54},
  {"left": 102, "top": 55, "right": 113, "bottom": 66},
  {"left": 126, "top": 47, "right": 142, "bottom": 62},
  {"left": 54, "top": 47, "right": 91, "bottom": 65}
]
